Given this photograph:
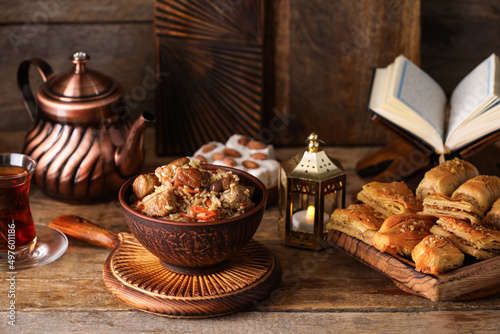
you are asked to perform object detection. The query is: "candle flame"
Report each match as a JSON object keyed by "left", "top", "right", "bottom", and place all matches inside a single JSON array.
[{"left": 306, "top": 206, "right": 315, "bottom": 221}]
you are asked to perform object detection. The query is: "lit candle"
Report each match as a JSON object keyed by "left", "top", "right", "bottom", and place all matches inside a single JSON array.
[{"left": 291, "top": 206, "right": 329, "bottom": 233}]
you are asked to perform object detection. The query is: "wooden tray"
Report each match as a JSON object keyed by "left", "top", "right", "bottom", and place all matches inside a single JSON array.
[{"left": 328, "top": 230, "right": 500, "bottom": 302}]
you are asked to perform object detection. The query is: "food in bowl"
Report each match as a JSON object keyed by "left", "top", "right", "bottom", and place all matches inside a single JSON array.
[
  {"left": 119, "top": 164, "right": 267, "bottom": 271},
  {"left": 131, "top": 158, "right": 256, "bottom": 222}
]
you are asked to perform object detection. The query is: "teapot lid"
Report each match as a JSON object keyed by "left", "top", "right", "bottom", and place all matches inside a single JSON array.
[{"left": 44, "top": 52, "right": 117, "bottom": 101}]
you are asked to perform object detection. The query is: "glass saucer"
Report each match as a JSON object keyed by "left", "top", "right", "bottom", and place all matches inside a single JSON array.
[{"left": 0, "top": 223, "right": 68, "bottom": 271}]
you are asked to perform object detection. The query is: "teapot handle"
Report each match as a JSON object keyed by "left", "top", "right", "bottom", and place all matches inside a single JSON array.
[{"left": 17, "top": 58, "right": 54, "bottom": 121}]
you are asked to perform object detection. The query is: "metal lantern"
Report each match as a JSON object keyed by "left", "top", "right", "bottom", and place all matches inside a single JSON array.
[{"left": 278, "top": 133, "right": 346, "bottom": 250}]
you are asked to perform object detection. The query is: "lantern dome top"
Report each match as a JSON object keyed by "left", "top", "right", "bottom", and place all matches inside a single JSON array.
[{"left": 281, "top": 133, "right": 345, "bottom": 181}]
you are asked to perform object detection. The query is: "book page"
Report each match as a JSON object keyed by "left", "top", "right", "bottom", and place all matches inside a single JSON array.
[
  {"left": 391, "top": 56, "right": 447, "bottom": 141},
  {"left": 445, "top": 102, "right": 500, "bottom": 151},
  {"left": 368, "top": 56, "right": 447, "bottom": 153},
  {"left": 447, "top": 54, "right": 499, "bottom": 138}
]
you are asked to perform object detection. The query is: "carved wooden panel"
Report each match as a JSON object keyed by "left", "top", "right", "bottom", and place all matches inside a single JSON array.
[
  {"left": 154, "top": 0, "right": 267, "bottom": 155},
  {"left": 154, "top": 0, "right": 420, "bottom": 154}
]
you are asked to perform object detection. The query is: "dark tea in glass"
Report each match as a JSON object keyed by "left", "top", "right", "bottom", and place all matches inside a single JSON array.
[
  {"left": 0, "top": 153, "right": 68, "bottom": 270},
  {"left": 0, "top": 154, "right": 37, "bottom": 256}
]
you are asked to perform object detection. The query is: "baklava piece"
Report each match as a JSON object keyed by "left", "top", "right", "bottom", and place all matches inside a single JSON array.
[
  {"left": 326, "top": 203, "right": 386, "bottom": 245},
  {"left": 416, "top": 158, "right": 478, "bottom": 200},
  {"left": 430, "top": 216, "right": 500, "bottom": 260},
  {"left": 484, "top": 198, "right": 500, "bottom": 230},
  {"left": 369, "top": 213, "right": 437, "bottom": 257},
  {"left": 411, "top": 234, "right": 464, "bottom": 275},
  {"left": 357, "top": 181, "right": 423, "bottom": 218},
  {"left": 451, "top": 175, "right": 500, "bottom": 214},
  {"left": 423, "top": 193, "right": 484, "bottom": 226}
]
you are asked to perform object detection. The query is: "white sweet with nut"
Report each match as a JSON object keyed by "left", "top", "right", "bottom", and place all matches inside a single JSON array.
[{"left": 190, "top": 134, "right": 279, "bottom": 187}]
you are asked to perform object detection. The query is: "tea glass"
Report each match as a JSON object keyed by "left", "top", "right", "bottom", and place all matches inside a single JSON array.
[{"left": 0, "top": 153, "right": 67, "bottom": 270}]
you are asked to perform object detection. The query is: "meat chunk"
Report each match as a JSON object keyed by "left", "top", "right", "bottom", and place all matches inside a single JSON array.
[
  {"left": 209, "top": 180, "right": 223, "bottom": 193},
  {"left": 200, "top": 171, "right": 211, "bottom": 189},
  {"left": 141, "top": 183, "right": 177, "bottom": 217},
  {"left": 155, "top": 157, "right": 190, "bottom": 183},
  {"left": 132, "top": 173, "right": 160, "bottom": 200},
  {"left": 174, "top": 168, "right": 202, "bottom": 189},
  {"left": 173, "top": 168, "right": 211, "bottom": 189},
  {"left": 225, "top": 184, "right": 255, "bottom": 210},
  {"left": 221, "top": 175, "right": 236, "bottom": 191}
]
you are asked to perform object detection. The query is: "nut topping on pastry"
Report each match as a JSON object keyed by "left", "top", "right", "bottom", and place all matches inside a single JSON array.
[
  {"left": 416, "top": 158, "right": 478, "bottom": 200},
  {"left": 411, "top": 235, "right": 464, "bottom": 275},
  {"left": 369, "top": 213, "right": 437, "bottom": 257}
]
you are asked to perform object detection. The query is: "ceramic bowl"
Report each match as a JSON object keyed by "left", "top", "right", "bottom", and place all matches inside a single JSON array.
[{"left": 118, "top": 165, "right": 268, "bottom": 274}]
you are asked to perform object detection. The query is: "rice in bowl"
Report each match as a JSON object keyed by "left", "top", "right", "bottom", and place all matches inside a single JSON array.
[{"left": 131, "top": 158, "right": 256, "bottom": 222}]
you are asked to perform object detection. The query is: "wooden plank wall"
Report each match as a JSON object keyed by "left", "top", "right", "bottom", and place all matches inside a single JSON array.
[
  {"left": 269, "top": 0, "right": 420, "bottom": 147},
  {"left": 0, "top": 0, "right": 155, "bottom": 130},
  {"left": 421, "top": 0, "right": 500, "bottom": 94},
  {"left": 0, "top": 0, "right": 498, "bottom": 148}
]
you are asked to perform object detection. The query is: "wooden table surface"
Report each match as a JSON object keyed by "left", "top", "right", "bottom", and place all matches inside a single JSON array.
[{"left": 1, "top": 129, "right": 500, "bottom": 334}]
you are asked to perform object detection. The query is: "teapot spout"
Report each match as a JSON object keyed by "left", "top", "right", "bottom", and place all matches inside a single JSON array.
[{"left": 115, "top": 111, "right": 155, "bottom": 177}]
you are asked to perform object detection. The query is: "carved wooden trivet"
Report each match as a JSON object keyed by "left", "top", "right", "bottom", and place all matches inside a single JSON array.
[
  {"left": 104, "top": 235, "right": 282, "bottom": 318},
  {"left": 49, "top": 215, "right": 282, "bottom": 318}
]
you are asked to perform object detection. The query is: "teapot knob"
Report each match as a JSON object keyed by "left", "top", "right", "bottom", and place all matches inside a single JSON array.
[{"left": 70, "top": 52, "right": 90, "bottom": 74}]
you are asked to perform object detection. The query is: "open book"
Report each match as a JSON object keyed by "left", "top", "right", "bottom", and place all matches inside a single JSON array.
[{"left": 368, "top": 54, "right": 500, "bottom": 155}]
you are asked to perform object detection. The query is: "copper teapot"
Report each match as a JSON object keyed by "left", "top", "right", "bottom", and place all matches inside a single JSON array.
[{"left": 17, "top": 52, "right": 155, "bottom": 202}]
